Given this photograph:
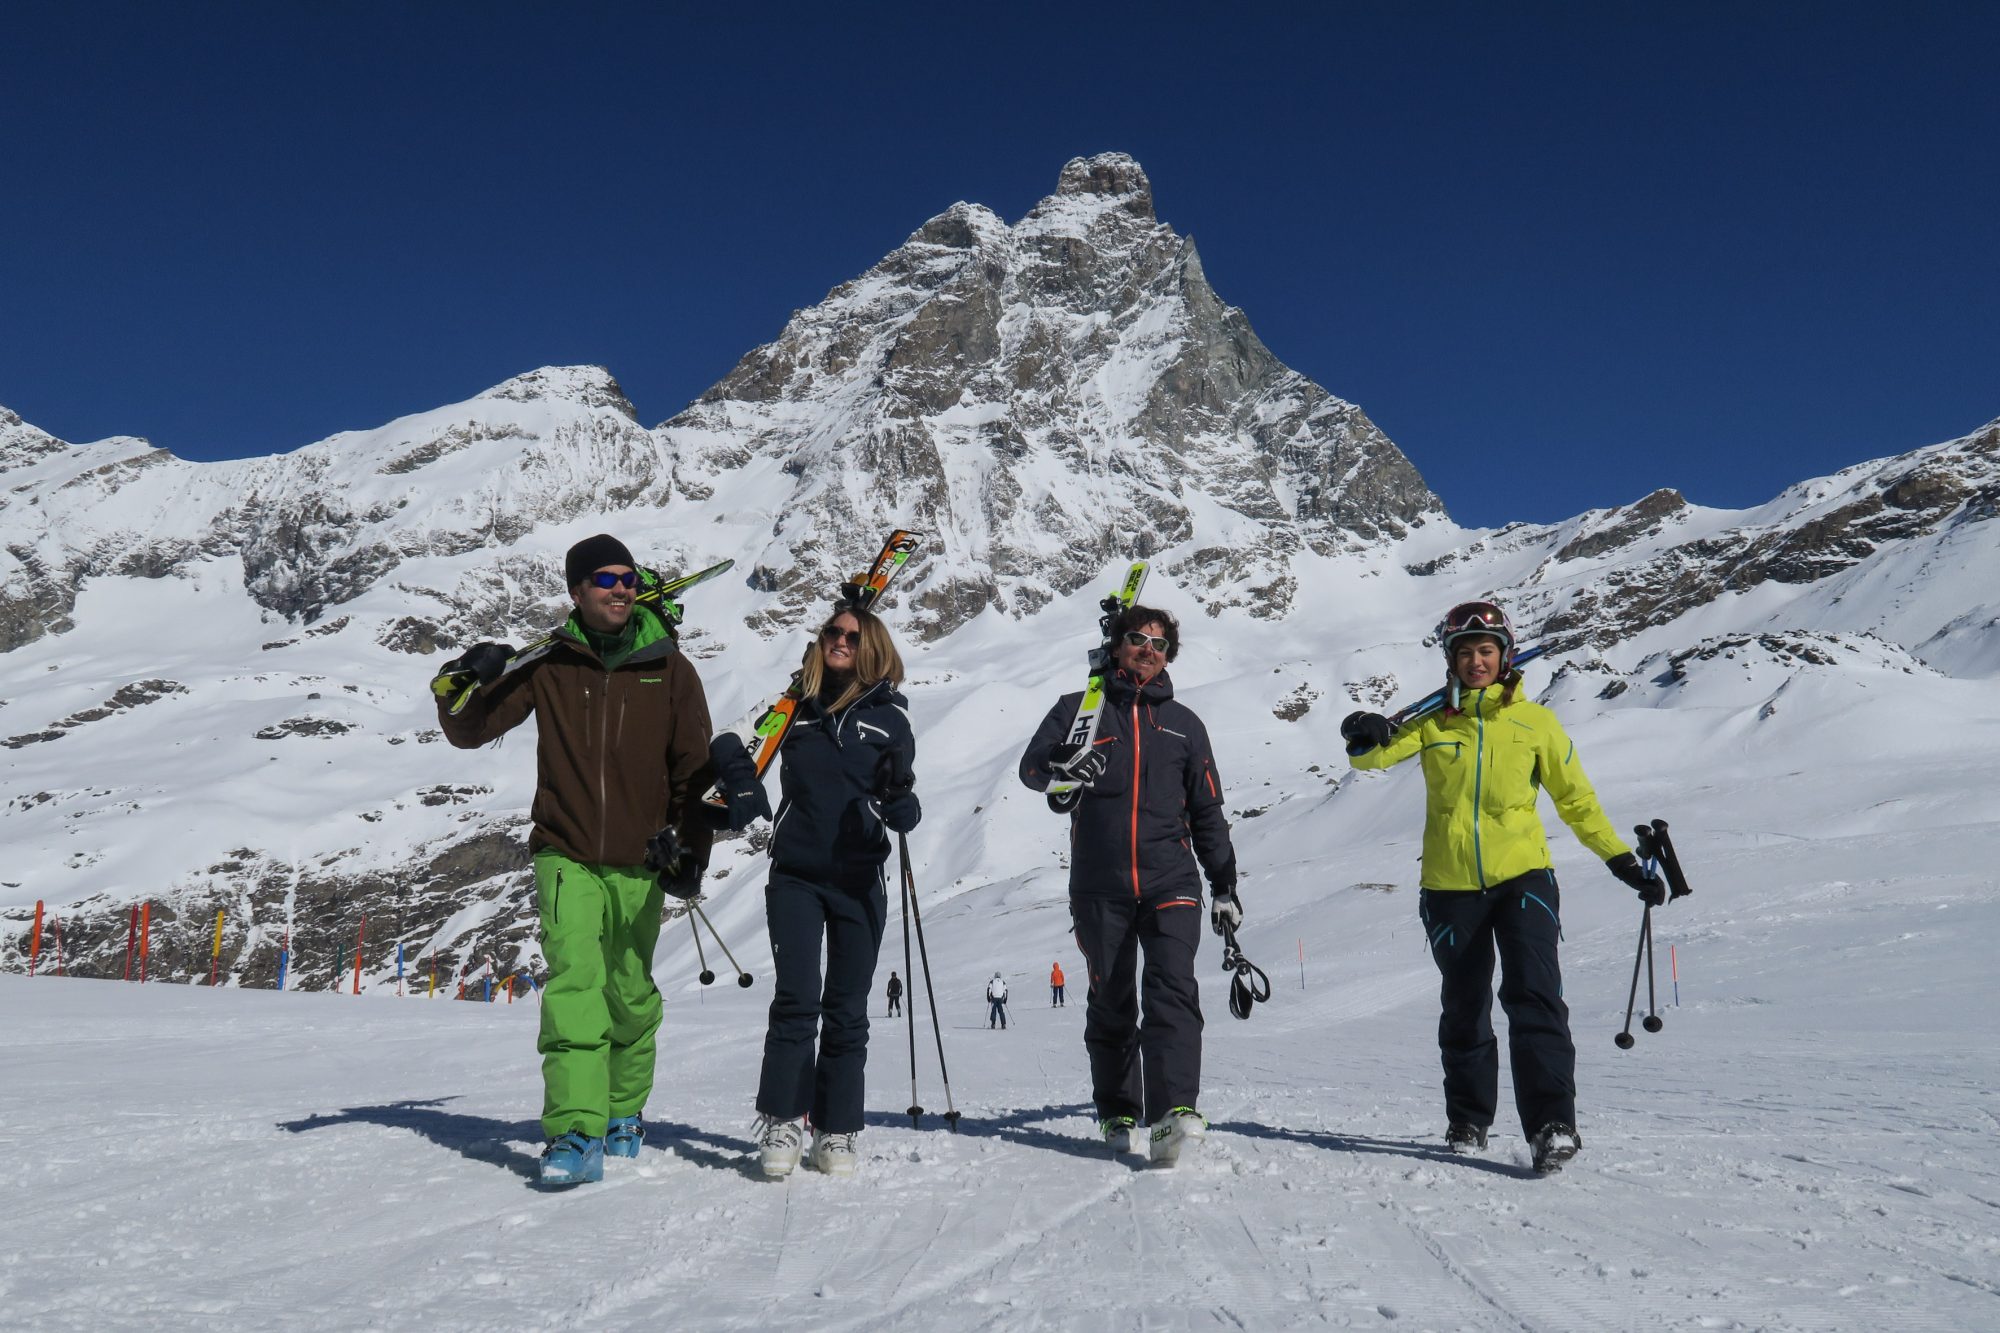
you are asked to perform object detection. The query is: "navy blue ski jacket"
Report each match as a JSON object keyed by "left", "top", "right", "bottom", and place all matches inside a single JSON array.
[
  {"left": 1018, "top": 669, "right": 1236, "bottom": 903},
  {"left": 771, "top": 681, "right": 918, "bottom": 887}
]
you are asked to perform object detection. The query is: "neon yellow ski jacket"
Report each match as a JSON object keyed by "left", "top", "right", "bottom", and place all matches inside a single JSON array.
[{"left": 1349, "top": 684, "right": 1631, "bottom": 891}]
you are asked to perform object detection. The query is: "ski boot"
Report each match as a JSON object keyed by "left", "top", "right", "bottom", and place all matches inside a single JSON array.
[
  {"left": 754, "top": 1114, "right": 805, "bottom": 1179},
  {"left": 539, "top": 1130, "right": 605, "bottom": 1186},
  {"left": 605, "top": 1114, "right": 644, "bottom": 1159},
  {"left": 1148, "top": 1108, "right": 1207, "bottom": 1168},
  {"left": 1445, "top": 1122, "right": 1488, "bottom": 1154},
  {"left": 1531, "top": 1122, "right": 1582, "bottom": 1174},
  {"left": 811, "top": 1129, "right": 859, "bottom": 1178},
  {"left": 1099, "top": 1115, "right": 1140, "bottom": 1155}
]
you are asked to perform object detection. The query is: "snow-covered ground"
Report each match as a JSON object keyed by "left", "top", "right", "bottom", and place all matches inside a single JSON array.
[{"left": 7, "top": 728, "right": 1998, "bottom": 1330}]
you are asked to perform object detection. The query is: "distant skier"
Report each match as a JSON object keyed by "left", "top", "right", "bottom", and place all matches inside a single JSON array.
[
  {"left": 986, "top": 973, "right": 1009, "bottom": 1029},
  {"left": 436, "top": 534, "right": 714, "bottom": 1187},
  {"left": 1050, "top": 960, "right": 1065, "bottom": 1007},
  {"left": 708, "top": 600, "right": 919, "bottom": 1180},
  {"left": 1341, "top": 600, "right": 1667, "bottom": 1174},
  {"left": 886, "top": 970, "right": 903, "bottom": 1017},
  {"left": 1019, "top": 603, "right": 1239, "bottom": 1166}
]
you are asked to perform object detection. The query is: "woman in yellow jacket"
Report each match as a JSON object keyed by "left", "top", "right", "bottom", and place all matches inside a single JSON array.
[{"left": 1341, "top": 601, "right": 1665, "bottom": 1173}]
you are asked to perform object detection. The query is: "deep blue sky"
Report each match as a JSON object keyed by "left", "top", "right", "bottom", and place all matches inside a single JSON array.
[{"left": 3, "top": 3, "right": 1995, "bottom": 527}]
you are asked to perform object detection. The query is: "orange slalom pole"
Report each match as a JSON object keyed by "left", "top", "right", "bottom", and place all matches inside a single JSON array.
[
  {"left": 505, "top": 975, "right": 515, "bottom": 1004},
  {"left": 428, "top": 951, "right": 438, "bottom": 998},
  {"left": 210, "top": 909, "right": 225, "bottom": 986},
  {"left": 139, "top": 902, "right": 151, "bottom": 983},
  {"left": 28, "top": 901, "right": 43, "bottom": 977},
  {"left": 351, "top": 916, "right": 366, "bottom": 995}
]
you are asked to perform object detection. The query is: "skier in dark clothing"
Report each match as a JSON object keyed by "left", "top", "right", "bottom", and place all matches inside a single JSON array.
[
  {"left": 886, "top": 971, "right": 903, "bottom": 1017},
  {"left": 1018, "top": 604, "right": 1239, "bottom": 1167},
  {"left": 708, "top": 602, "right": 919, "bottom": 1180},
  {"left": 1341, "top": 600, "right": 1666, "bottom": 1174}
]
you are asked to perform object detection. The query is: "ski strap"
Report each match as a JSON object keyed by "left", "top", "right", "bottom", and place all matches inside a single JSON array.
[{"left": 1220, "top": 922, "right": 1271, "bottom": 1021}]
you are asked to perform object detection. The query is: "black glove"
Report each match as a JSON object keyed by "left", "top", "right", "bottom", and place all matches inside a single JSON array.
[
  {"left": 1340, "top": 711, "right": 1393, "bottom": 753},
  {"left": 1607, "top": 852, "right": 1667, "bottom": 907},
  {"left": 707, "top": 733, "right": 772, "bottom": 832},
  {"left": 878, "top": 787, "right": 921, "bottom": 833},
  {"left": 1209, "top": 879, "right": 1243, "bottom": 937},
  {"left": 447, "top": 642, "right": 514, "bottom": 687},
  {"left": 1047, "top": 742, "right": 1109, "bottom": 786},
  {"left": 644, "top": 827, "right": 705, "bottom": 901}
]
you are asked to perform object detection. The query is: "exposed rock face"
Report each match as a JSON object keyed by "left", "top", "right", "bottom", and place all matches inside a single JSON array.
[
  {"left": 1409, "top": 420, "right": 2000, "bottom": 655},
  {"left": 665, "top": 152, "right": 1443, "bottom": 635}
]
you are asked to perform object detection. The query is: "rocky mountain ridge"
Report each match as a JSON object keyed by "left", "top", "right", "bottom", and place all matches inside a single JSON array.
[{"left": 2, "top": 154, "right": 1994, "bottom": 988}]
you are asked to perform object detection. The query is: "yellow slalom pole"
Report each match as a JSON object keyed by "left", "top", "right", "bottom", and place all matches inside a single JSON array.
[{"left": 210, "top": 909, "right": 225, "bottom": 986}]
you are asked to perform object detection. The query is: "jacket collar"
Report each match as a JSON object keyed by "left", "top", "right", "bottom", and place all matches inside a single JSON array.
[{"left": 1107, "top": 667, "right": 1174, "bottom": 706}]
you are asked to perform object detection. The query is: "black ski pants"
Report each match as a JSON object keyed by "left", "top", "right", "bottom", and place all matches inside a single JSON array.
[
  {"left": 1072, "top": 894, "right": 1204, "bottom": 1124},
  {"left": 1420, "top": 870, "right": 1575, "bottom": 1141},
  {"left": 757, "top": 870, "right": 888, "bottom": 1134}
]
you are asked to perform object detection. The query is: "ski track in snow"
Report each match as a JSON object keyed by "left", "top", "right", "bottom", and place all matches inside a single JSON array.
[{"left": 6, "top": 811, "right": 1999, "bottom": 1332}]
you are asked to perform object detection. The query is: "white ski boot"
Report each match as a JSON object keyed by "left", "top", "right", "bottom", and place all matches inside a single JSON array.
[
  {"left": 754, "top": 1115, "right": 805, "bottom": 1179},
  {"left": 811, "top": 1129, "right": 859, "bottom": 1178},
  {"left": 1099, "top": 1116, "right": 1141, "bottom": 1155},
  {"left": 1148, "top": 1108, "right": 1207, "bottom": 1168}
]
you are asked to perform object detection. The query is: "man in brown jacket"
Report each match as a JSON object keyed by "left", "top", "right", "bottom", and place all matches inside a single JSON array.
[{"left": 437, "top": 533, "right": 713, "bottom": 1185}]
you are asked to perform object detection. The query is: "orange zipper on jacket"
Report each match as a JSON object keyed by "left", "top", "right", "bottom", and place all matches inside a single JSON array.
[{"left": 1129, "top": 700, "right": 1143, "bottom": 898}]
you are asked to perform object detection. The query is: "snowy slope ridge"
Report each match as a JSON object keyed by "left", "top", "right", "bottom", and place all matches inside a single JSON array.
[{"left": 0, "top": 152, "right": 1995, "bottom": 1006}]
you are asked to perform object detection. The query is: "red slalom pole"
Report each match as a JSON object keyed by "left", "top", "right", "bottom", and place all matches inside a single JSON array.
[
  {"left": 124, "top": 906, "right": 138, "bottom": 980},
  {"left": 139, "top": 902, "right": 151, "bottom": 983},
  {"left": 28, "top": 901, "right": 43, "bottom": 977},
  {"left": 351, "top": 916, "right": 366, "bottom": 995}
]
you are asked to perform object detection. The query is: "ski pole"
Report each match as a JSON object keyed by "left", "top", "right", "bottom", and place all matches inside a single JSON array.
[
  {"left": 690, "top": 903, "right": 753, "bottom": 988},
  {"left": 684, "top": 906, "right": 715, "bottom": 985},
  {"left": 899, "top": 832, "right": 959, "bottom": 1131},
  {"left": 1615, "top": 906, "right": 1650, "bottom": 1049},
  {"left": 899, "top": 840, "right": 923, "bottom": 1127}
]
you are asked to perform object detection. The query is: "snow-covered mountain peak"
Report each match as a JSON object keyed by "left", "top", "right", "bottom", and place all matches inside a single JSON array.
[{"left": 474, "top": 364, "right": 637, "bottom": 418}]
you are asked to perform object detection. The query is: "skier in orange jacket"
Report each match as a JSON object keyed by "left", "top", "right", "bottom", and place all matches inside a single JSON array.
[{"left": 1050, "top": 961, "right": 1066, "bottom": 1007}]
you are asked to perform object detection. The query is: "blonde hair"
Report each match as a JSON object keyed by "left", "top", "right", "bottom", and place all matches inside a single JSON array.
[{"left": 801, "top": 606, "right": 905, "bottom": 713}]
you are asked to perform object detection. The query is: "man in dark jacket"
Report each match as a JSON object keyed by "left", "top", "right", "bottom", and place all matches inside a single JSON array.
[
  {"left": 1018, "top": 604, "right": 1238, "bottom": 1167},
  {"left": 437, "top": 533, "right": 714, "bottom": 1186}
]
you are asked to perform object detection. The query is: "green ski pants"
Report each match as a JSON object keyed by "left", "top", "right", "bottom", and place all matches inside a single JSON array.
[{"left": 533, "top": 852, "right": 665, "bottom": 1139}]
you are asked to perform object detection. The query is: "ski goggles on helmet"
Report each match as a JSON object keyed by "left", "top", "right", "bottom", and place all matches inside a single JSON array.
[
  {"left": 588, "top": 569, "right": 639, "bottom": 589},
  {"left": 1436, "top": 600, "right": 1514, "bottom": 651}
]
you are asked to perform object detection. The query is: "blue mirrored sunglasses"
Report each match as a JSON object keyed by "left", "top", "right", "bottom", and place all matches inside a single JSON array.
[{"left": 589, "top": 570, "right": 639, "bottom": 589}]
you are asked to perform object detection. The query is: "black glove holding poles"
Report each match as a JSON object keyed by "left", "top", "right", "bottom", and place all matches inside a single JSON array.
[
  {"left": 1340, "top": 711, "right": 1394, "bottom": 754},
  {"left": 645, "top": 827, "right": 705, "bottom": 901},
  {"left": 1606, "top": 852, "right": 1667, "bottom": 907},
  {"left": 1209, "top": 872, "right": 1244, "bottom": 937}
]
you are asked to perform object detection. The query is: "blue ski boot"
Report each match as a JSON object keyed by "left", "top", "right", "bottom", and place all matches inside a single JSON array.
[
  {"left": 605, "top": 1115, "right": 645, "bottom": 1159},
  {"left": 539, "top": 1130, "right": 604, "bottom": 1185}
]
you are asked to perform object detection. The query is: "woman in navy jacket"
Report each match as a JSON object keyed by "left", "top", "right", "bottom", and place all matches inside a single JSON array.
[
  {"left": 710, "top": 603, "right": 918, "bottom": 1180},
  {"left": 1018, "top": 604, "right": 1237, "bottom": 1167}
]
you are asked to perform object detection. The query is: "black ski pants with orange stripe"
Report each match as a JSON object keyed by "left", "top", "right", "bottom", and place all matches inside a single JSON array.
[
  {"left": 1072, "top": 893, "right": 1204, "bottom": 1124},
  {"left": 1420, "top": 870, "right": 1575, "bottom": 1141}
]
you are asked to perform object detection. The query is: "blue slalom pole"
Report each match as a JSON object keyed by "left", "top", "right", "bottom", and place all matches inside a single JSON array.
[{"left": 276, "top": 948, "right": 289, "bottom": 992}]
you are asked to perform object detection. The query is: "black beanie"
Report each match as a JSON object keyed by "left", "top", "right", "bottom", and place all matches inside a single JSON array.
[{"left": 565, "top": 534, "right": 636, "bottom": 588}]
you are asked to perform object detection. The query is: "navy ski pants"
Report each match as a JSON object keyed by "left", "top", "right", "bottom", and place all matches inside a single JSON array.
[
  {"left": 1420, "top": 870, "right": 1576, "bottom": 1140},
  {"left": 756, "top": 871, "right": 888, "bottom": 1134},
  {"left": 1071, "top": 894, "right": 1204, "bottom": 1124}
]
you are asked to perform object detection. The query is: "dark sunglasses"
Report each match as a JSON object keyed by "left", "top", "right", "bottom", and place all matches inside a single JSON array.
[
  {"left": 820, "top": 626, "right": 861, "bottom": 646},
  {"left": 589, "top": 570, "right": 639, "bottom": 589},
  {"left": 1121, "top": 630, "right": 1169, "bottom": 652}
]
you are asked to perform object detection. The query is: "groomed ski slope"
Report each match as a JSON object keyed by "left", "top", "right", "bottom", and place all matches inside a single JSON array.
[{"left": 6, "top": 754, "right": 1998, "bottom": 1332}]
